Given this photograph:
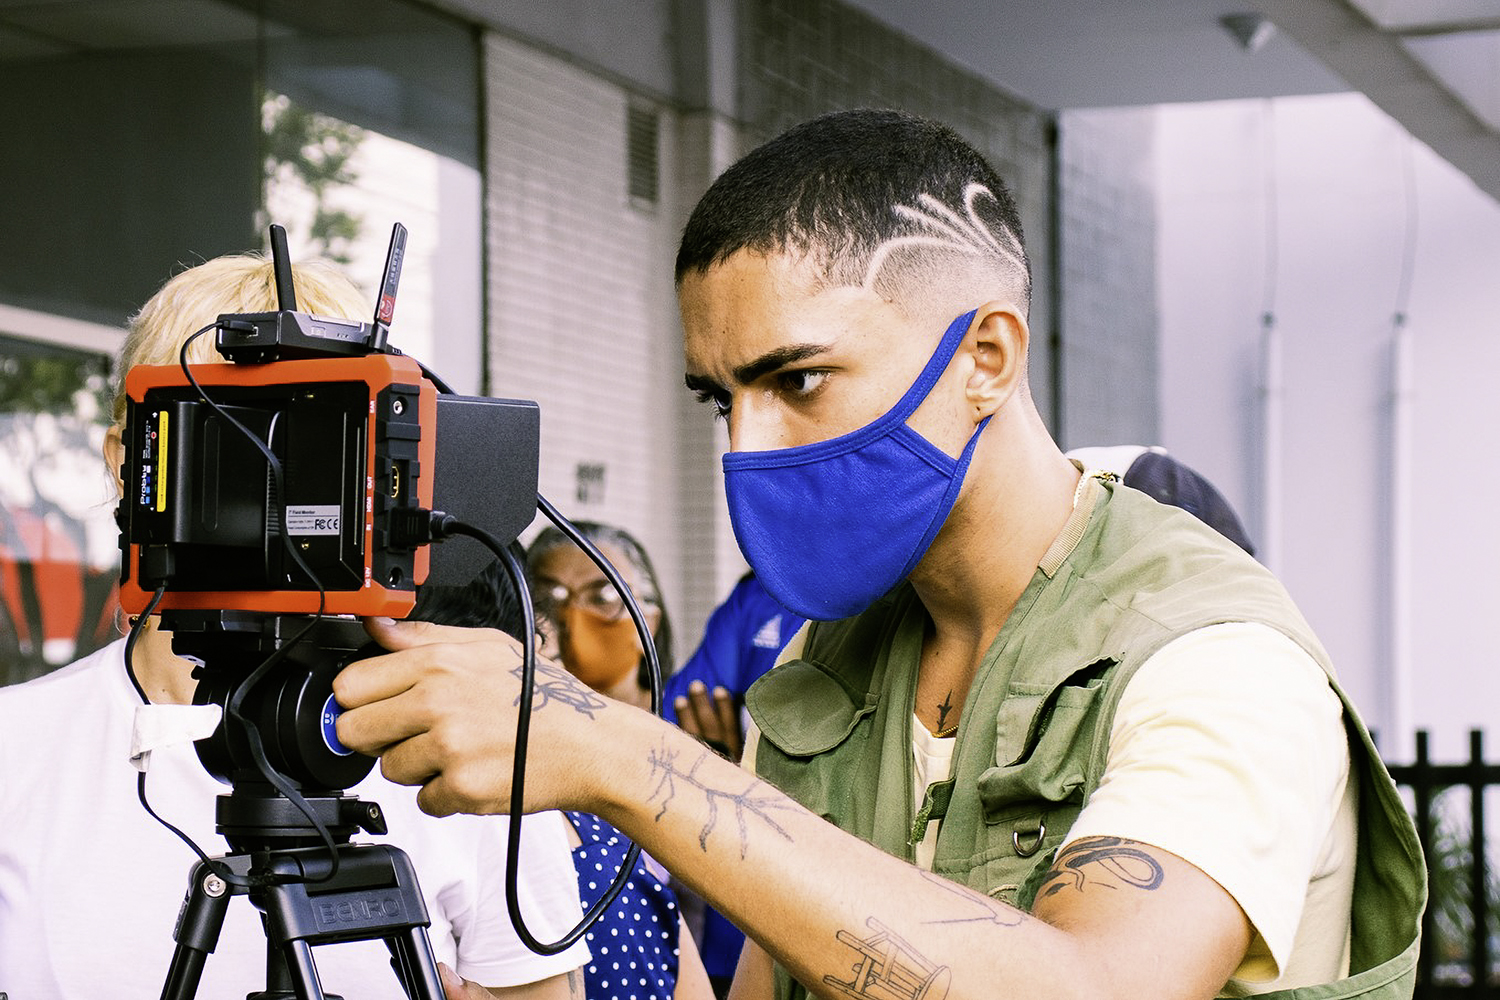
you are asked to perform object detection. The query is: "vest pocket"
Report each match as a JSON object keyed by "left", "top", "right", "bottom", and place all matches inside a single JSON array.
[
  {"left": 965, "top": 679, "right": 1108, "bottom": 899},
  {"left": 980, "top": 681, "right": 1102, "bottom": 804}
]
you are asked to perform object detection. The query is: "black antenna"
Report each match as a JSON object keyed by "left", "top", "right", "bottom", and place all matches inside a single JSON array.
[
  {"left": 370, "top": 223, "right": 407, "bottom": 353},
  {"left": 269, "top": 224, "right": 297, "bottom": 312}
]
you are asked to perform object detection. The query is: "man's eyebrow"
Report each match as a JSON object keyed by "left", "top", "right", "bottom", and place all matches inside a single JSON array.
[
  {"left": 731, "top": 343, "right": 831, "bottom": 385},
  {"left": 684, "top": 371, "right": 722, "bottom": 395},
  {"left": 684, "top": 343, "right": 832, "bottom": 396}
]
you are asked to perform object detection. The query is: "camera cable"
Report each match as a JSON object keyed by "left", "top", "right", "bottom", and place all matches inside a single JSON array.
[
  {"left": 422, "top": 501, "right": 662, "bottom": 954},
  {"left": 122, "top": 326, "right": 348, "bottom": 888}
]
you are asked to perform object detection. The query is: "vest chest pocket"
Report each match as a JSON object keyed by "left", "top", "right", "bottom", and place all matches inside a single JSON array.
[{"left": 961, "top": 665, "right": 1113, "bottom": 903}]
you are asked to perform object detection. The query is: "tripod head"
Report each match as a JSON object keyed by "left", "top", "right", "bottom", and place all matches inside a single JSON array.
[{"left": 163, "top": 610, "right": 386, "bottom": 852}]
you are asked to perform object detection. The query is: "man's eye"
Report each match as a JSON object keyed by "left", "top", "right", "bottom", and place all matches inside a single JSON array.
[
  {"left": 694, "top": 389, "right": 732, "bottom": 420},
  {"left": 778, "top": 370, "right": 828, "bottom": 398}
]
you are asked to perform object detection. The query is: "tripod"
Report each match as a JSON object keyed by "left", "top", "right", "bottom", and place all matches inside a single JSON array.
[
  {"left": 151, "top": 613, "right": 445, "bottom": 1000},
  {"left": 157, "top": 784, "right": 444, "bottom": 1000}
]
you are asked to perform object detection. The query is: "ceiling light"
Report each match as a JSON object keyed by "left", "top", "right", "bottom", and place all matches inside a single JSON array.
[{"left": 1220, "top": 13, "right": 1277, "bottom": 52}]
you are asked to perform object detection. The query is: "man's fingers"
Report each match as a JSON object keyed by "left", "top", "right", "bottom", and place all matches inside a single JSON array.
[
  {"left": 414, "top": 764, "right": 512, "bottom": 818},
  {"left": 338, "top": 623, "right": 520, "bottom": 710},
  {"left": 675, "top": 694, "right": 704, "bottom": 738},
  {"left": 334, "top": 646, "right": 429, "bottom": 711},
  {"left": 364, "top": 616, "right": 508, "bottom": 651},
  {"left": 712, "top": 686, "right": 743, "bottom": 758},
  {"left": 336, "top": 688, "right": 432, "bottom": 755}
]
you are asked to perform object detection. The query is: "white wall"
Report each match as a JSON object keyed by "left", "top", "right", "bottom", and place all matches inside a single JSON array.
[
  {"left": 483, "top": 35, "right": 697, "bottom": 657},
  {"left": 1153, "top": 92, "right": 1500, "bottom": 761}
]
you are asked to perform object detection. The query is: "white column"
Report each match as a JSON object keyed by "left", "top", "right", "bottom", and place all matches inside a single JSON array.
[
  {"left": 1386, "top": 317, "right": 1415, "bottom": 761},
  {"left": 1258, "top": 316, "right": 1283, "bottom": 573}
]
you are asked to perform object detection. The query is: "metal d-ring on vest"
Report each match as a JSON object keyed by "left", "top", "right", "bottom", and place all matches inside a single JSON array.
[{"left": 1012, "top": 823, "right": 1046, "bottom": 858}]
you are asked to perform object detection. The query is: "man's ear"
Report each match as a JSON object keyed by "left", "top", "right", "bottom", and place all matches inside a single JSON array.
[
  {"left": 964, "top": 301, "right": 1028, "bottom": 420},
  {"left": 103, "top": 424, "right": 125, "bottom": 498}
]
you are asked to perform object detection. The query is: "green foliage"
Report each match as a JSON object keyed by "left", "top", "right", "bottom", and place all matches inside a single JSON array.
[
  {"left": 1424, "top": 787, "right": 1500, "bottom": 978},
  {"left": 0, "top": 353, "right": 110, "bottom": 417},
  {"left": 262, "top": 92, "right": 367, "bottom": 264}
]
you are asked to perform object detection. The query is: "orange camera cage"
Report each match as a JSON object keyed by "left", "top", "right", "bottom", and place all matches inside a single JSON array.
[{"left": 119, "top": 353, "right": 436, "bottom": 618}]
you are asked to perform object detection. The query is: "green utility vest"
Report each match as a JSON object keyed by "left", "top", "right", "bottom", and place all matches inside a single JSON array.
[{"left": 748, "top": 478, "right": 1425, "bottom": 1000}]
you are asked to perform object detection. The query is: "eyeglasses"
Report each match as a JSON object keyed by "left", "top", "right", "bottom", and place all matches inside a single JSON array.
[{"left": 533, "top": 577, "right": 659, "bottom": 623}]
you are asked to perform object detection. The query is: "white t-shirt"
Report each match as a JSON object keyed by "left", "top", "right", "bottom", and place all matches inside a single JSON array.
[{"left": 0, "top": 639, "right": 591, "bottom": 998}]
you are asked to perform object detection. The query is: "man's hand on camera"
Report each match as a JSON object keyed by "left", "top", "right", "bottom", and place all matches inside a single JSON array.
[
  {"left": 332, "top": 617, "right": 617, "bottom": 817},
  {"left": 672, "top": 680, "right": 743, "bottom": 761}
]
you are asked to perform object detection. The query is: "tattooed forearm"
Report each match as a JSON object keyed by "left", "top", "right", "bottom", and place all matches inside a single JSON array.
[
  {"left": 512, "top": 660, "right": 609, "bottom": 718},
  {"left": 916, "top": 871, "right": 1023, "bottom": 927},
  {"left": 1037, "top": 836, "right": 1164, "bottom": 899},
  {"left": 645, "top": 741, "right": 797, "bottom": 856},
  {"left": 823, "top": 917, "right": 952, "bottom": 1000}
]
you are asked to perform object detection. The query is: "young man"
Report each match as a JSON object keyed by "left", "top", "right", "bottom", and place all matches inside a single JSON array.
[{"left": 334, "top": 109, "right": 1424, "bottom": 1000}]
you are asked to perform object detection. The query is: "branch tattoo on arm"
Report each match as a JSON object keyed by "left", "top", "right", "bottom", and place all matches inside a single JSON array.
[
  {"left": 645, "top": 740, "right": 797, "bottom": 856},
  {"left": 1037, "top": 836, "right": 1165, "bottom": 899}
]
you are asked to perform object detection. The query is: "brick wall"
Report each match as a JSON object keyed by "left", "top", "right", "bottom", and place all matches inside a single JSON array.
[
  {"left": 1057, "top": 107, "right": 1160, "bottom": 450},
  {"left": 483, "top": 35, "right": 691, "bottom": 655}
]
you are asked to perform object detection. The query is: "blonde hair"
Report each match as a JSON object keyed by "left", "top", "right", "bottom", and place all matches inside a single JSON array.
[{"left": 112, "top": 254, "right": 370, "bottom": 426}]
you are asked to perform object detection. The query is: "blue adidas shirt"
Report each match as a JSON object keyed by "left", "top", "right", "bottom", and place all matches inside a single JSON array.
[{"left": 662, "top": 574, "right": 802, "bottom": 724}]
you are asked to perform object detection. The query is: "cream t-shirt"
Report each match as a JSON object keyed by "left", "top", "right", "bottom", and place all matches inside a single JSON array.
[
  {"left": 751, "top": 621, "right": 1357, "bottom": 993},
  {"left": 1061, "top": 622, "right": 1356, "bottom": 994}
]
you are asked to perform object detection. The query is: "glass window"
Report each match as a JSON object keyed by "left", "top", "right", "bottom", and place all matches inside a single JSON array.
[
  {"left": 0, "top": 335, "right": 116, "bottom": 684},
  {"left": 0, "top": 0, "right": 484, "bottom": 682}
]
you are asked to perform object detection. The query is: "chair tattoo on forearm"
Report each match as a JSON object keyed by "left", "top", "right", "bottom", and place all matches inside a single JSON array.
[
  {"left": 645, "top": 739, "right": 798, "bottom": 856},
  {"left": 1037, "top": 836, "right": 1165, "bottom": 899},
  {"left": 824, "top": 918, "right": 952, "bottom": 1000}
]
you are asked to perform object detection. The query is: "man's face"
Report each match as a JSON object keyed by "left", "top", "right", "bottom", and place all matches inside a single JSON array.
[{"left": 679, "top": 250, "right": 972, "bottom": 455}]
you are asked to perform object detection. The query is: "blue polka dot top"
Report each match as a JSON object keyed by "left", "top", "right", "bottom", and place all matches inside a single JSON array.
[{"left": 566, "top": 811, "right": 681, "bottom": 1000}]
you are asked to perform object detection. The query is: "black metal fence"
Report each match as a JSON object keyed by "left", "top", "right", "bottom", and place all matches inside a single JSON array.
[{"left": 1386, "top": 730, "right": 1500, "bottom": 997}]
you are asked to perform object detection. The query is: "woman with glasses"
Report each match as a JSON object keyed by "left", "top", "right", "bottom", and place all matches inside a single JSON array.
[
  {"left": 527, "top": 522, "right": 674, "bottom": 710},
  {"left": 526, "top": 523, "right": 712, "bottom": 1000}
]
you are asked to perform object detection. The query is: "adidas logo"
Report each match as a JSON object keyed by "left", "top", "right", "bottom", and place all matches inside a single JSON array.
[{"left": 752, "top": 616, "right": 782, "bottom": 649}]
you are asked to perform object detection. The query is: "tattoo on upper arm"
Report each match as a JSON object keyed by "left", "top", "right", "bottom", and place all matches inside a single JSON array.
[
  {"left": 823, "top": 918, "right": 951, "bottom": 1000},
  {"left": 512, "top": 660, "right": 609, "bottom": 718},
  {"left": 645, "top": 741, "right": 797, "bottom": 856},
  {"left": 1036, "top": 836, "right": 1164, "bottom": 899},
  {"left": 916, "top": 871, "right": 1023, "bottom": 927},
  {"left": 566, "top": 968, "right": 584, "bottom": 999}
]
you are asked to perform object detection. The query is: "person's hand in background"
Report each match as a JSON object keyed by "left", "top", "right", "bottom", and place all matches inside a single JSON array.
[{"left": 672, "top": 680, "right": 743, "bottom": 761}]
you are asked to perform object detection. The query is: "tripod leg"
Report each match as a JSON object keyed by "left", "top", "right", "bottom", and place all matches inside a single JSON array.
[
  {"left": 159, "top": 861, "right": 236, "bottom": 1000},
  {"left": 385, "top": 927, "right": 445, "bottom": 1000},
  {"left": 279, "top": 939, "right": 329, "bottom": 1000}
]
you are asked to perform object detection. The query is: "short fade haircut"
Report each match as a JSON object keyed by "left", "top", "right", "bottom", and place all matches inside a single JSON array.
[{"left": 675, "top": 108, "right": 1030, "bottom": 317}]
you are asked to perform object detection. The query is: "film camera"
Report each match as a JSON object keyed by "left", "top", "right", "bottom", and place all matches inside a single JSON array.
[{"left": 114, "top": 225, "right": 550, "bottom": 999}]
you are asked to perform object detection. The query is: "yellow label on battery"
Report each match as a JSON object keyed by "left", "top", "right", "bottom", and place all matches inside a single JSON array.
[{"left": 155, "top": 410, "right": 168, "bottom": 513}]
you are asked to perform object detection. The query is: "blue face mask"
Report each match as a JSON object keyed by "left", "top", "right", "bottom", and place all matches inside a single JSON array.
[{"left": 722, "top": 309, "right": 989, "bottom": 621}]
